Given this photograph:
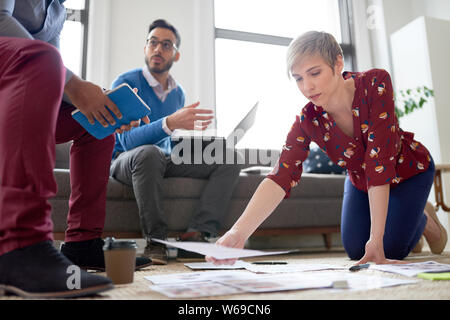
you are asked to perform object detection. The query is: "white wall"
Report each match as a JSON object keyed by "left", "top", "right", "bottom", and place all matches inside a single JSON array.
[
  {"left": 383, "top": 0, "right": 450, "bottom": 84},
  {"left": 390, "top": 17, "right": 442, "bottom": 162},
  {"left": 411, "top": 0, "right": 450, "bottom": 22},
  {"left": 86, "top": 0, "right": 216, "bottom": 111},
  {"left": 352, "top": 0, "right": 450, "bottom": 74},
  {"left": 390, "top": 16, "right": 450, "bottom": 245},
  {"left": 378, "top": 0, "right": 450, "bottom": 243}
]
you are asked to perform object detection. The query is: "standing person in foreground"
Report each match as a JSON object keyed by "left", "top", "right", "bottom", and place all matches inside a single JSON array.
[
  {"left": 207, "top": 31, "right": 447, "bottom": 266},
  {"left": 110, "top": 19, "right": 241, "bottom": 265},
  {"left": 0, "top": 0, "right": 150, "bottom": 298}
]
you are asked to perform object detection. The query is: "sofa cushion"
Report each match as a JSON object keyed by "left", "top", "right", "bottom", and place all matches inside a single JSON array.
[
  {"left": 54, "top": 169, "right": 345, "bottom": 200},
  {"left": 55, "top": 142, "right": 71, "bottom": 169},
  {"left": 51, "top": 144, "right": 345, "bottom": 235},
  {"left": 51, "top": 168, "right": 345, "bottom": 234},
  {"left": 54, "top": 169, "right": 209, "bottom": 199}
]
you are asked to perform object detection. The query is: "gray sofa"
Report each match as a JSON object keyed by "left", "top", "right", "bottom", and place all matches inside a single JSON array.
[{"left": 51, "top": 142, "right": 345, "bottom": 249}]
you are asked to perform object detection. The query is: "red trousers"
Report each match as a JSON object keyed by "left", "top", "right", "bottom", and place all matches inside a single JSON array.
[{"left": 0, "top": 37, "right": 115, "bottom": 256}]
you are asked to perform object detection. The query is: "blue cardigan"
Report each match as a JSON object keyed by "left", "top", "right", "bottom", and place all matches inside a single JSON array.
[{"left": 111, "top": 68, "right": 185, "bottom": 155}]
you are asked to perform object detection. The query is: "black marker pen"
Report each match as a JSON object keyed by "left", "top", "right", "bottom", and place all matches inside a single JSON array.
[{"left": 349, "top": 263, "right": 370, "bottom": 272}]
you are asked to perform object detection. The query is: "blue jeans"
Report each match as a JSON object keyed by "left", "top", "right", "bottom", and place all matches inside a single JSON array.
[{"left": 341, "top": 159, "right": 435, "bottom": 260}]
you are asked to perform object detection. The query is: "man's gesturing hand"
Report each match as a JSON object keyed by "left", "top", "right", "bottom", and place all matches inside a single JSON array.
[{"left": 166, "top": 102, "right": 214, "bottom": 131}]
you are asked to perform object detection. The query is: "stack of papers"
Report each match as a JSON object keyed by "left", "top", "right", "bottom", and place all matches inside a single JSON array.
[{"left": 145, "top": 270, "right": 334, "bottom": 298}]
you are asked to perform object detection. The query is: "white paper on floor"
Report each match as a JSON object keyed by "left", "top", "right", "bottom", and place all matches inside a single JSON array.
[
  {"left": 244, "top": 263, "right": 347, "bottom": 274},
  {"left": 369, "top": 261, "right": 450, "bottom": 277},
  {"left": 184, "top": 261, "right": 346, "bottom": 273},
  {"left": 146, "top": 269, "right": 418, "bottom": 298},
  {"left": 149, "top": 281, "right": 245, "bottom": 299},
  {"left": 216, "top": 273, "right": 333, "bottom": 293},
  {"left": 148, "top": 272, "right": 333, "bottom": 298},
  {"left": 145, "top": 270, "right": 259, "bottom": 285},
  {"left": 317, "top": 272, "right": 418, "bottom": 292},
  {"left": 184, "top": 261, "right": 252, "bottom": 270},
  {"left": 151, "top": 238, "right": 291, "bottom": 259}
]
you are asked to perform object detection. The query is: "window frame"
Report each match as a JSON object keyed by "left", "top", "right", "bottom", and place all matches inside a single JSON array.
[
  {"left": 64, "top": 0, "right": 90, "bottom": 79},
  {"left": 213, "top": 0, "right": 356, "bottom": 92},
  {"left": 338, "top": 0, "right": 356, "bottom": 71}
]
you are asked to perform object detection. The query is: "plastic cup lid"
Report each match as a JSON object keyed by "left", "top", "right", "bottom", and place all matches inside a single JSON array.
[{"left": 103, "top": 237, "right": 138, "bottom": 250}]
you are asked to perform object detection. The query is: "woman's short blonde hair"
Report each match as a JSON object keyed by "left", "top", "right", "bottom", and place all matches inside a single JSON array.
[{"left": 286, "top": 31, "right": 343, "bottom": 78}]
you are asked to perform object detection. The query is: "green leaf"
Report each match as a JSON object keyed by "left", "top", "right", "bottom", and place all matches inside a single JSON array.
[
  {"left": 395, "top": 107, "right": 404, "bottom": 118},
  {"left": 419, "top": 97, "right": 426, "bottom": 107},
  {"left": 395, "top": 85, "right": 433, "bottom": 121}
]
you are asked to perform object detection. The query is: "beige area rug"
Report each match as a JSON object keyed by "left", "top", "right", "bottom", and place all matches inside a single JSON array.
[{"left": 4, "top": 248, "right": 449, "bottom": 301}]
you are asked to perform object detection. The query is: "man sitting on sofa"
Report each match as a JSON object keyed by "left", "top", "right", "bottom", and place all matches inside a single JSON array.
[{"left": 110, "top": 19, "right": 241, "bottom": 264}]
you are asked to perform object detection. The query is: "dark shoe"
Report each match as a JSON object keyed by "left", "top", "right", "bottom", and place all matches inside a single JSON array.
[
  {"left": 176, "top": 231, "right": 210, "bottom": 261},
  {"left": 142, "top": 241, "right": 168, "bottom": 265},
  {"left": 61, "top": 238, "right": 152, "bottom": 271},
  {"left": 0, "top": 240, "right": 113, "bottom": 298}
]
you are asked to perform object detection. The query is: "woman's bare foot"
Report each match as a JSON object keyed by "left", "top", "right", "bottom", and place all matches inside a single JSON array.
[
  {"left": 422, "top": 201, "right": 447, "bottom": 254},
  {"left": 423, "top": 202, "right": 441, "bottom": 243}
]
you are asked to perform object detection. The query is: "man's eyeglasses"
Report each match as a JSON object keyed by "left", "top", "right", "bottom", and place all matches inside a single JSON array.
[{"left": 146, "top": 39, "right": 177, "bottom": 52}]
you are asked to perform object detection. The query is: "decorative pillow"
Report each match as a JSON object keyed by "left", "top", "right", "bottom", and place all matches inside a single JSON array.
[{"left": 303, "top": 147, "right": 346, "bottom": 175}]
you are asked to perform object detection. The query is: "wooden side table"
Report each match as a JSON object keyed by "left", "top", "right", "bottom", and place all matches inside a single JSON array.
[{"left": 434, "top": 164, "right": 450, "bottom": 212}]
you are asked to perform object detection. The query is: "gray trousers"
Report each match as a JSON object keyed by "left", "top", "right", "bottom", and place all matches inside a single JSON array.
[{"left": 110, "top": 144, "right": 241, "bottom": 240}]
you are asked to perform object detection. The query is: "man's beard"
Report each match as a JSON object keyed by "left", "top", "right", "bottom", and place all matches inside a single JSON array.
[{"left": 145, "top": 55, "right": 174, "bottom": 74}]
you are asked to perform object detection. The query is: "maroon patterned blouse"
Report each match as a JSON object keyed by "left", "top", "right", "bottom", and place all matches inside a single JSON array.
[{"left": 267, "top": 69, "right": 431, "bottom": 197}]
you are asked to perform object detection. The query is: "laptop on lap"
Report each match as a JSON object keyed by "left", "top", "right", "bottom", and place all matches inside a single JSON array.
[{"left": 171, "top": 101, "right": 259, "bottom": 163}]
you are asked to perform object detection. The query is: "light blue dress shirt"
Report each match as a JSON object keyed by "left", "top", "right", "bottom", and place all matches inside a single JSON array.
[{"left": 0, "top": 0, "right": 73, "bottom": 84}]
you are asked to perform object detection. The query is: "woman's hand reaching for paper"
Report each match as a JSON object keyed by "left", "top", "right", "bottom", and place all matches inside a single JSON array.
[{"left": 206, "top": 229, "right": 247, "bottom": 265}]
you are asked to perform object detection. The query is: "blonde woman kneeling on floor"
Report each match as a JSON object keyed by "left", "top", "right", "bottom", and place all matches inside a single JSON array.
[{"left": 206, "top": 31, "right": 447, "bottom": 267}]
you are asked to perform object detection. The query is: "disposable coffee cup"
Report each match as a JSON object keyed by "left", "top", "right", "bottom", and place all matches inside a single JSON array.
[{"left": 103, "top": 237, "right": 137, "bottom": 285}]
